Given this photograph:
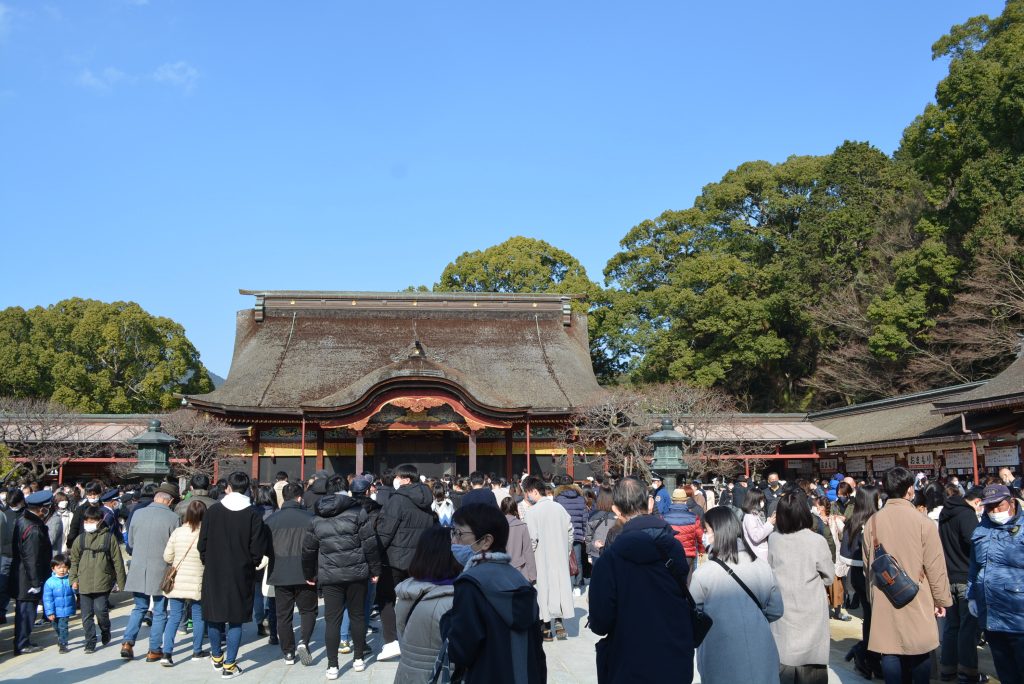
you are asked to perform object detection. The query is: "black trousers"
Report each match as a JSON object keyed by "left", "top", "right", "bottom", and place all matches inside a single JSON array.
[
  {"left": 274, "top": 584, "right": 318, "bottom": 655},
  {"left": 380, "top": 567, "right": 409, "bottom": 643},
  {"left": 323, "top": 581, "right": 367, "bottom": 668},
  {"left": 80, "top": 592, "right": 112, "bottom": 647},
  {"left": 14, "top": 599, "right": 37, "bottom": 652}
]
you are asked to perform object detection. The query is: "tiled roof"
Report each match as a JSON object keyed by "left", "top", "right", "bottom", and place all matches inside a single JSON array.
[{"left": 933, "top": 354, "right": 1024, "bottom": 414}]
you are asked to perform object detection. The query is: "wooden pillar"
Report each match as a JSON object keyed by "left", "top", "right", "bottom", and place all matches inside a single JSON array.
[
  {"left": 300, "top": 416, "right": 307, "bottom": 482},
  {"left": 316, "top": 428, "right": 325, "bottom": 471},
  {"left": 355, "top": 430, "right": 365, "bottom": 475},
  {"left": 505, "top": 429, "right": 514, "bottom": 480},
  {"left": 525, "top": 419, "right": 531, "bottom": 475},
  {"left": 566, "top": 446, "right": 575, "bottom": 479},
  {"left": 250, "top": 428, "right": 260, "bottom": 482},
  {"left": 468, "top": 430, "right": 478, "bottom": 474},
  {"left": 970, "top": 438, "right": 980, "bottom": 486}
]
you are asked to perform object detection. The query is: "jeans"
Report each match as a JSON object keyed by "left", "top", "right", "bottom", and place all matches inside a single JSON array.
[
  {"left": 940, "top": 582, "right": 979, "bottom": 675},
  {"left": 14, "top": 599, "right": 37, "bottom": 651},
  {"left": 987, "top": 630, "right": 1024, "bottom": 684},
  {"left": 123, "top": 593, "right": 167, "bottom": 651},
  {"left": 571, "top": 541, "right": 584, "bottom": 588},
  {"left": 275, "top": 584, "right": 318, "bottom": 655},
  {"left": 341, "top": 580, "right": 375, "bottom": 642},
  {"left": 80, "top": 592, "right": 111, "bottom": 647},
  {"left": 253, "top": 579, "right": 277, "bottom": 634},
  {"left": 52, "top": 615, "right": 69, "bottom": 646},
  {"left": 323, "top": 581, "right": 367, "bottom": 668},
  {"left": 164, "top": 598, "right": 205, "bottom": 656},
  {"left": 207, "top": 622, "right": 243, "bottom": 664},
  {"left": 879, "top": 652, "right": 930, "bottom": 684}
]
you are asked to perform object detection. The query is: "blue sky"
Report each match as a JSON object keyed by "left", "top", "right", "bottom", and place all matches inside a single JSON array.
[{"left": 0, "top": 1, "right": 1005, "bottom": 377}]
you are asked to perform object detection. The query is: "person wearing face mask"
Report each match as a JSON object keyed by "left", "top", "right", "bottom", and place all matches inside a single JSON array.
[
  {"left": 53, "top": 493, "right": 73, "bottom": 555},
  {"left": 69, "top": 505, "right": 126, "bottom": 653},
  {"left": 689, "top": 506, "right": 784, "bottom": 683},
  {"left": 447, "top": 503, "right": 546, "bottom": 684},
  {"left": 11, "top": 490, "right": 54, "bottom": 654},
  {"left": 1, "top": 489, "right": 27, "bottom": 625},
  {"left": 968, "top": 483, "right": 1024, "bottom": 684},
  {"left": 65, "top": 480, "right": 105, "bottom": 549},
  {"left": 763, "top": 473, "right": 783, "bottom": 515}
]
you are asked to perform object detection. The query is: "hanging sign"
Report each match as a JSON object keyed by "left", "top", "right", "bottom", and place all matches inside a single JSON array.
[
  {"left": 846, "top": 457, "right": 867, "bottom": 472},
  {"left": 872, "top": 455, "right": 896, "bottom": 471},
  {"left": 818, "top": 458, "right": 838, "bottom": 472},
  {"left": 907, "top": 452, "right": 934, "bottom": 469},
  {"left": 786, "top": 459, "right": 810, "bottom": 470},
  {"left": 944, "top": 450, "right": 974, "bottom": 470},
  {"left": 985, "top": 446, "right": 1020, "bottom": 468}
]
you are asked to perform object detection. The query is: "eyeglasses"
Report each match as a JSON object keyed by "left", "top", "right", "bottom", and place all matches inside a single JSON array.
[{"left": 450, "top": 527, "right": 473, "bottom": 540}]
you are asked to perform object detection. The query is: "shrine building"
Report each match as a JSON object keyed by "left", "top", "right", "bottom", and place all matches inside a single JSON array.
[{"left": 183, "top": 290, "right": 606, "bottom": 482}]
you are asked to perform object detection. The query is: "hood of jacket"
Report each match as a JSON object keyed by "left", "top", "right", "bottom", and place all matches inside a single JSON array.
[
  {"left": 938, "top": 495, "right": 975, "bottom": 524},
  {"left": 221, "top": 492, "right": 251, "bottom": 512},
  {"left": 554, "top": 485, "right": 583, "bottom": 500},
  {"left": 614, "top": 515, "right": 678, "bottom": 566},
  {"left": 395, "top": 482, "right": 433, "bottom": 512},
  {"left": 459, "top": 556, "right": 536, "bottom": 630},
  {"left": 310, "top": 477, "right": 329, "bottom": 495},
  {"left": 396, "top": 577, "right": 456, "bottom": 602},
  {"left": 315, "top": 493, "right": 359, "bottom": 518},
  {"left": 663, "top": 503, "right": 698, "bottom": 527}
]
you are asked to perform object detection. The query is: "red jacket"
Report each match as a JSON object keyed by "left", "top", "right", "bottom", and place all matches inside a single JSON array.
[{"left": 664, "top": 503, "right": 704, "bottom": 560}]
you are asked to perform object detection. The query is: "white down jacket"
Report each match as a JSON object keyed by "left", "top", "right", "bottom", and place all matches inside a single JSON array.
[{"left": 162, "top": 524, "right": 204, "bottom": 600}]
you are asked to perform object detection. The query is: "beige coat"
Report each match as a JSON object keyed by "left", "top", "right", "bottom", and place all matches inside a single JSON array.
[
  {"left": 863, "top": 497, "right": 952, "bottom": 655},
  {"left": 162, "top": 524, "right": 204, "bottom": 601}
]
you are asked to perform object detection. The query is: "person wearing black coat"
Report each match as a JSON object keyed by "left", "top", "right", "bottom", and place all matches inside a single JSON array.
[
  {"left": 937, "top": 489, "right": 983, "bottom": 682},
  {"left": 198, "top": 473, "right": 272, "bottom": 676},
  {"left": 302, "top": 476, "right": 329, "bottom": 512},
  {"left": 64, "top": 480, "right": 103, "bottom": 549},
  {"left": 266, "top": 483, "right": 316, "bottom": 663},
  {"left": 12, "top": 493, "right": 53, "bottom": 654},
  {"left": 589, "top": 479, "right": 694, "bottom": 684},
  {"left": 375, "top": 466, "right": 437, "bottom": 659},
  {"left": 302, "top": 493, "right": 380, "bottom": 674}
]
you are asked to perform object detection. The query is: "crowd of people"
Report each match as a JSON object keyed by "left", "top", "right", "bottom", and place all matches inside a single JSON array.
[{"left": 0, "top": 463, "right": 1021, "bottom": 684}]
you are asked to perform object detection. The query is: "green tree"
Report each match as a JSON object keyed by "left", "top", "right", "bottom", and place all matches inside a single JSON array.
[{"left": 0, "top": 298, "right": 213, "bottom": 413}]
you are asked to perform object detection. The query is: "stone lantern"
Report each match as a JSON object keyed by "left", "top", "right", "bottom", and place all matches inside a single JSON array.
[
  {"left": 128, "top": 419, "right": 177, "bottom": 479},
  {"left": 646, "top": 418, "right": 690, "bottom": 490}
]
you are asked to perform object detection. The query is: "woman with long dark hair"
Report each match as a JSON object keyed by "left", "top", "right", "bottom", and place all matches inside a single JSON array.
[
  {"left": 393, "top": 527, "right": 464, "bottom": 684},
  {"left": 689, "top": 506, "right": 784, "bottom": 683},
  {"left": 840, "top": 485, "right": 881, "bottom": 678},
  {"left": 742, "top": 489, "right": 775, "bottom": 561},
  {"left": 768, "top": 492, "right": 835, "bottom": 684}
]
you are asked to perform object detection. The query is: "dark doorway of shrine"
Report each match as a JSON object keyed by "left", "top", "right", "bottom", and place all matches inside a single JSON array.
[{"left": 377, "top": 430, "right": 459, "bottom": 479}]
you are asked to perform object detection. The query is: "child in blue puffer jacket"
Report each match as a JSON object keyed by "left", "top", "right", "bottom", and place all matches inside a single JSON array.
[{"left": 43, "top": 554, "right": 77, "bottom": 653}]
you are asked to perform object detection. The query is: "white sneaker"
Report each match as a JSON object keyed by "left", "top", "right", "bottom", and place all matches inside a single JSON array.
[
  {"left": 326, "top": 666, "right": 340, "bottom": 680},
  {"left": 573, "top": 587, "right": 582, "bottom": 597},
  {"left": 353, "top": 659, "right": 365, "bottom": 672},
  {"left": 378, "top": 640, "right": 401, "bottom": 661}
]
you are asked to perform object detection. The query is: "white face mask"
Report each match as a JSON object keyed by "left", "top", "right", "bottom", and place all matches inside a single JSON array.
[
  {"left": 57, "top": 501, "right": 68, "bottom": 510},
  {"left": 83, "top": 522, "right": 99, "bottom": 533},
  {"left": 702, "top": 532, "right": 714, "bottom": 549},
  {"left": 86, "top": 497, "right": 99, "bottom": 505},
  {"left": 988, "top": 510, "right": 1012, "bottom": 525}
]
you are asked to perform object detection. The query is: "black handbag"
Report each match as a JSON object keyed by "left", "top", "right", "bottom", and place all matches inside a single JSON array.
[
  {"left": 868, "top": 519, "right": 919, "bottom": 609},
  {"left": 659, "top": 549, "right": 712, "bottom": 647}
]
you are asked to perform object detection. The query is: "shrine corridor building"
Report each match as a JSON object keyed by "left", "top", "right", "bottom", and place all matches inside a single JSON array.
[{"left": 184, "top": 290, "right": 606, "bottom": 482}]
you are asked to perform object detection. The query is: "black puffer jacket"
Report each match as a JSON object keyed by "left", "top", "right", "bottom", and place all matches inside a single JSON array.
[
  {"left": 266, "top": 501, "right": 315, "bottom": 586},
  {"left": 377, "top": 483, "right": 437, "bottom": 571},
  {"left": 302, "top": 494, "right": 381, "bottom": 585},
  {"left": 302, "top": 477, "right": 329, "bottom": 512}
]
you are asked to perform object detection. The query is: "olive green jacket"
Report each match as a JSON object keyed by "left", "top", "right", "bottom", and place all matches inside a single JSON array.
[{"left": 69, "top": 529, "right": 127, "bottom": 594}]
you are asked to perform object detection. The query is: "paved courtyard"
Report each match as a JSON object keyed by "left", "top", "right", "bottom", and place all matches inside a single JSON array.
[{"left": 0, "top": 592, "right": 999, "bottom": 683}]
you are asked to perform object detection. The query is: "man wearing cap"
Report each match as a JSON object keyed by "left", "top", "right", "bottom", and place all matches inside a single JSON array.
[
  {"left": 968, "top": 483, "right": 1024, "bottom": 684},
  {"left": 121, "top": 482, "right": 179, "bottom": 662},
  {"left": 11, "top": 490, "right": 53, "bottom": 654},
  {"left": 647, "top": 474, "right": 671, "bottom": 517}
]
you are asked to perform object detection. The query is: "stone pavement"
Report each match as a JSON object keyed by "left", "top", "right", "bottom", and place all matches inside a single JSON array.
[{"left": 0, "top": 592, "right": 1001, "bottom": 683}]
